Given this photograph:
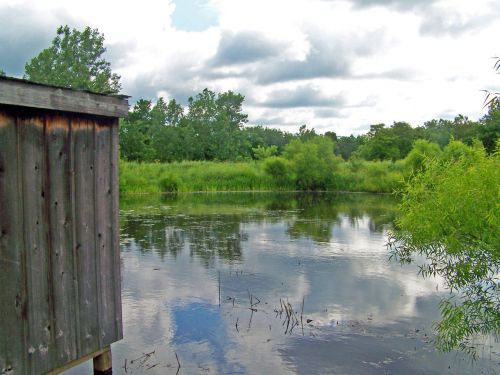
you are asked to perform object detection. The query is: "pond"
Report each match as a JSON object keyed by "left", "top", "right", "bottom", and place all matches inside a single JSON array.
[{"left": 68, "top": 192, "right": 499, "bottom": 374}]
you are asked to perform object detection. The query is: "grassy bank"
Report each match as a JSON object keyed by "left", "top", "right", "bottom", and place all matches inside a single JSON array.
[
  {"left": 120, "top": 160, "right": 276, "bottom": 193},
  {"left": 120, "top": 159, "right": 406, "bottom": 194}
]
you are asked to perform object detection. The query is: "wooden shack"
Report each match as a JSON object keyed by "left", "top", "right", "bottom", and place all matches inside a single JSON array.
[{"left": 0, "top": 76, "right": 129, "bottom": 374}]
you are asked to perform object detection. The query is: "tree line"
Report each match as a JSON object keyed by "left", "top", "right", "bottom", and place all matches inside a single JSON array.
[
  {"left": 119, "top": 90, "right": 499, "bottom": 163},
  {"left": 119, "top": 89, "right": 292, "bottom": 162}
]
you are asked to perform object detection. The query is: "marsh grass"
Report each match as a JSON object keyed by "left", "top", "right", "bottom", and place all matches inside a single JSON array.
[
  {"left": 120, "top": 160, "right": 278, "bottom": 194},
  {"left": 119, "top": 159, "right": 406, "bottom": 194}
]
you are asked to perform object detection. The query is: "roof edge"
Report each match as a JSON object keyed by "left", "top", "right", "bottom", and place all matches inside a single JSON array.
[{"left": 0, "top": 76, "right": 130, "bottom": 118}]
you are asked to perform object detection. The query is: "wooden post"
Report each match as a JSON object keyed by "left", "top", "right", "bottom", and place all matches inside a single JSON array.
[{"left": 93, "top": 347, "right": 112, "bottom": 375}]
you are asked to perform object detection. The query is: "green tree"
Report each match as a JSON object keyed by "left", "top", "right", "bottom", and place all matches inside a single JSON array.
[
  {"left": 187, "top": 88, "right": 218, "bottom": 124},
  {"left": 284, "top": 136, "right": 338, "bottom": 190},
  {"left": 0, "top": 69, "right": 5, "bottom": 77},
  {"left": 389, "top": 142, "right": 499, "bottom": 356},
  {"left": 479, "top": 106, "right": 500, "bottom": 153},
  {"left": 24, "top": 25, "right": 121, "bottom": 93},
  {"left": 252, "top": 145, "right": 278, "bottom": 160},
  {"left": 450, "top": 115, "right": 480, "bottom": 146},
  {"left": 153, "top": 98, "right": 182, "bottom": 125},
  {"left": 165, "top": 99, "right": 184, "bottom": 127},
  {"left": 186, "top": 89, "right": 248, "bottom": 160},
  {"left": 391, "top": 121, "right": 415, "bottom": 158},
  {"left": 120, "top": 98, "right": 189, "bottom": 162},
  {"left": 422, "top": 119, "right": 453, "bottom": 148},
  {"left": 324, "top": 131, "right": 338, "bottom": 143},
  {"left": 334, "top": 135, "right": 365, "bottom": 160},
  {"left": 216, "top": 90, "right": 248, "bottom": 129},
  {"left": 119, "top": 100, "right": 155, "bottom": 161},
  {"left": 128, "top": 99, "right": 153, "bottom": 123},
  {"left": 356, "top": 124, "right": 400, "bottom": 161},
  {"left": 298, "top": 124, "right": 317, "bottom": 141},
  {"left": 119, "top": 119, "right": 155, "bottom": 162},
  {"left": 404, "top": 139, "right": 441, "bottom": 173},
  {"left": 242, "top": 126, "right": 292, "bottom": 156},
  {"left": 263, "top": 156, "right": 292, "bottom": 187}
]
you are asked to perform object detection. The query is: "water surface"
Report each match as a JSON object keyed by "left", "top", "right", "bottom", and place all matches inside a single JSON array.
[{"left": 69, "top": 192, "right": 499, "bottom": 374}]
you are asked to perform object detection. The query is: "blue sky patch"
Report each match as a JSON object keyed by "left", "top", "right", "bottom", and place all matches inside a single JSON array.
[{"left": 171, "top": 0, "right": 218, "bottom": 32}]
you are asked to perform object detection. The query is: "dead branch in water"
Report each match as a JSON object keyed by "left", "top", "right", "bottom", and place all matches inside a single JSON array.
[
  {"left": 175, "top": 352, "right": 181, "bottom": 375},
  {"left": 274, "top": 297, "right": 306, "bottom": 335}
]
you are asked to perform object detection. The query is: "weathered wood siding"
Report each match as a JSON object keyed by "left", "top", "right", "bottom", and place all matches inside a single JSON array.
[
  {"left": 0, "top": 77, "right": 129, "bottom": 118},
  {"left": 0, "top": 105, "right": 122, "bottom": 375}
]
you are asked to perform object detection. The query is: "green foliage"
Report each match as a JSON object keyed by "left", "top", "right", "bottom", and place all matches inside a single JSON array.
[
  {"left": 186, "top": 89, "right": 249, "bottom": 161},
  {"left": 0, "top": 68, "right": 5, "bottom": 76},
  {"left": 252, "top": 145, "right": 278, "bottom": 160},
  {"left": 117, "top": 85, "right": 493, "bottom": 167},
  {"left": 119, "top": 158, "right": 408, "bottom": 194},
  {"left": 243, "top": 126, "right": 293, "bottom": 155},
  {"left": 479, "top": 107, "right": 500, "bottom": 153},
  {"left": 389, "top": 142, "right": 500, "bottom": 355},
  {"left": 404, "top": 139, "right": 441, "bottom": 173},
  {"left": 24, "top": 25, "right": 121, "bottom": 93},
  {"left": 440, "top": 139, "right": 476, "bottom": 162},
  {"left": 422, "top": 118, "right": 453, "bottom": 147},
  {"left": 119, "top": 119, "right": 156, "bottom": 162},
  {"left": 448, "top": 115, "right": 481, "bottom": 146},
  {"left": 183, "top": 162, "right": 264, "bottom": 191},
  {"left": 263, "top": 156, "right": 292, "bottom": 188},
  {"left": 120, "top": 160, "right": 275, "bottom": 193},
  {"left": 119, "top": 162, "right": 162, "bottom": 194},
  {"left": 119, "top": 98, "right": 188, "bottom": 162},
  {"left": 390, "top": 121, "right": 415, "bottom": 157},
  {"left": 355, "top": 124, "right": 401, "bottom": 161},
  {"left": 297, "top": 124, "right": 317, "bottom": 141},
  {"left": 331, "top": 159, "right": 404, "bottom": 193},
  {"left": 119, "top": 89, "right": 277, "bottom": 163},
  {"left": 334, "top": 134, "right": 365, "bottom": 160},
  {"left": 158, "top": 173, "right": 181, "bottom": 192},
  {"left": 284, "top": 136, "right": 337, "bottom": 190}
]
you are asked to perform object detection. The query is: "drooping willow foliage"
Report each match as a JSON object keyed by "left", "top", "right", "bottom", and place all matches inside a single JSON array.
[{"left": 388, "top": 141, "right": 499, "bottom": 357}]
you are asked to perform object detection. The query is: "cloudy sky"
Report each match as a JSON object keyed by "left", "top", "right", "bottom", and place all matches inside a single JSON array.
[{"left": 0, "top": 0, "right": 499, "bottom": 135}]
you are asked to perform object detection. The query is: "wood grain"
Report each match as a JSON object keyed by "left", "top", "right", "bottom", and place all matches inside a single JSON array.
[{"left": 0, "top": 78, "right": 128, "bottom": 118}]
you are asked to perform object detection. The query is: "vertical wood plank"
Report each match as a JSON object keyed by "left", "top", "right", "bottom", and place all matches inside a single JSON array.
[
  {"left": 94, "top": 120, "right": 116, "bottom": 346},
  {"left": 72, "top": 116, "right": 99, "bottom": 356},
  {"left": 0, "top": 110, "right": 27, "bottom": 375},
  {"left": 46, "top": 114, "right": 77, "bottom": 366},
  {"left": 0, "top": 107, "right": 123, "bottom": 375},
  {"left": 110, "top": 120, "right": 123, "bottom": 341},
  {"left": 19, "top": 114, "right": 54, "bottom": 374}
]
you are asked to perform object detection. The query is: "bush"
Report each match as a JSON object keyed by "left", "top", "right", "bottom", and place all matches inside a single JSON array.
[
  {"left": 404, "top": 139, "right": 441, "bottom": 176},
  {"left": 284, "top": 136, "right": 337, "bottom": 190},
  {"left": 264, "top": 156, "right": 292, "bottom": 187},
  {"left": 252, "top": 145, "right": 278, "bottom": 160},
  {"left": 158, "top": 173, "right": 180, "bottom": 192}
]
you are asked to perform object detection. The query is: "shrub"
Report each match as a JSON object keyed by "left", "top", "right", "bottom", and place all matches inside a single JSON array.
[
  {"left": 404, "top": 139, "right": 441, "bottom": 174},
  {"left": 158, "top": 173, "right": 180, "bottom": 192},
  {"left": 252, "top": 145, "right": 278, "bottom": 160},
  {"left": 284, "top": 136, "right": 337, "bottom": 190},
  {"left": 263, "top": 156, "right": 292, "bottom": 187}
]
